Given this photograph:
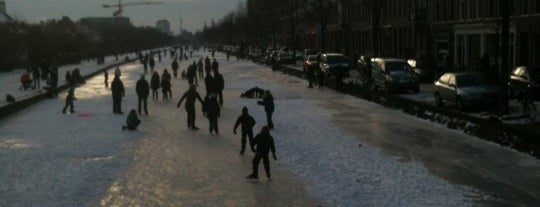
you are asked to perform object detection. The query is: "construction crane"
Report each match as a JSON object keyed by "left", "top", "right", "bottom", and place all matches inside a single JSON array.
[{"left": 103, "top": 0, "right": 163, "bottom": 17}]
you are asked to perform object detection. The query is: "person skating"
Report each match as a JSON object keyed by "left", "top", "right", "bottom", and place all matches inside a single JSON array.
[
  {"left": 150, "top": 71, "right": 160, "bottom": 100},
  {"left": 241, "top": 87, "right": 265, "bottom": 98},
  {"left": 172, "top": 59, "right": 179, "bottom": 78},
  {"left": 203, "top": 93, "right": 220, "bottom": 134},
  {"left": 136, "top": 74, "right": 150, "bottom": 115},
  {"left": 104, "top": 70, "right": 109, "bottom": 88},
  {"left": 177, "top": 85, "right": 204, "bottom": 130},
  {"left": 233, "top": 107, "right": 256, "bottom": 155},
  {"left": 161, "top": 69, "right": 172, "bottom": 100},
  {"left": 122, "top": 109, "right": 141, "bottom": 131},
  {"left": 257, "top": 90, "right": 274, "bottom": 129},
  {"left": 111, "top": 74, "right": 125, "bottom": 114},
  {"left": 149, "top": 56, "right": 155, "bottom": 72},
  {"left": 62, "top": 87, "right": 77, "bottom": 114},
  {"left": 204, "top": 73, "right": 215, "bottom": 98},
  {"left": 246, "top": 126, "right": 277, "bottom": 180},
  {"left": 197, "top": 59, "right": 204, "bottom": 80},
  {"left": 212, "top": 67, "right": 225, "bottom": 106}
]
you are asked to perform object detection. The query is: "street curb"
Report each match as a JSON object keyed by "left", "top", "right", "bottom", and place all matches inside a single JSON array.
[
  {"left": 0, "top": 58, "right": 140, "bottom": 121},
  {"left": 271, "top": 63, "right": 540, "bottom": 158}
]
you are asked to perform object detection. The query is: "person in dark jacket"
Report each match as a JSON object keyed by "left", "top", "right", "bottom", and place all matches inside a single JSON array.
[
  {"left": 123, "top": 109, "right": 141, "bottom": 131},
  {"left": 104, "top": 70, "right": 109, "bottom": 88},
  {"left": 150, "top": 71, "right": 160, "bottom": 100},
  {"left": 187, "top": 62, "right": 198, "bottom": 86},
  {"left": 62, "top": 87, "right": 77, "bottom": 114},
  {"left": 111, "top": 74, "right": 125, "bottom": 114},
  {"left": 203, "top": 93, "right": 221, "bottom": 134},
  {"left": 149, "top": 56, "right": 155, "bottom": 72},
  {"left": 204, "top": 73, "right": 215, "bottom": 98},
  {"left": 233, "top": 106, "right": 256, "bottom": 155},
  {"left": 246, "top": 126, "right": 277, "bottom": 179},
  {"left": 31, "top": 64, "right": 41, "bottom": 89},
  {"left": 197, "top": 59, "right": 204, "bottom": 80},
  {"left": 257, "top": 90, "right": 274, "bottom": 129},
  {"left": 177, "top": 85, "right": 204, "bottom": 130},
  {"left": 161, "top": 69, "right": 172, "bottom": 100},
  {"left": 212, "top": 67, "right": 225, "bottom": 106},
  {"left": 172, "top": 59, "right": 179, "bottom": 78},
  {"left": 241, "top": 87, "right": 265, "bottom": 98},
  {"left": 136, "top": 74, "right": 150, "bottom": 115}
]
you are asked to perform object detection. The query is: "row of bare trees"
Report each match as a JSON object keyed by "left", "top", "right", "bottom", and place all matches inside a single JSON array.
[{"left": 0, "top": 17, "right": 173, "bottom": 72}]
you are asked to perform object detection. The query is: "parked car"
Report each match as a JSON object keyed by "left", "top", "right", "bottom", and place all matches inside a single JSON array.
[
  {"left": 407, "top": 59, "right": 436, "bottom": 82},
  {"left": 319, "top": 53, "right": 349, "bottom": 77},
  {"left": 508, "top": 66, "right": 540, "bottom": 101},
  {"left": 434, "top": 72, "right": 499, "bottom": 111},
  {"left": 276, "top": 51, "right": 295, "bottom": 65},
  {"left": 303, "top": 55, "right": 319, "bottom": 72},
  {"left": 370, "top": 58, "right": 419, "bottom": 93},
  {"left": 303, "top": 49, "right": 318, "bottom": 60}
]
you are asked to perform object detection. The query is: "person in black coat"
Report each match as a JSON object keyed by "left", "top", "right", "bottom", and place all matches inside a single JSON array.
[
  {"left": 257, "top": 90, "right": 274, "bottom": 129},
  {"left": 203, "top": 93, "right": 220, "bottom": 134},
  {"left": 123, "top": 109, "right": 141, "bottom": 131},
  {"left": 246, "top": 126, "right": 277, "bottom": 179},
  {"left": 233, "top": 106, "right": 256, "bottom": 155},
  {"left": 161, "top": 69, "right": 172, "bottom": 100},
  {"left": 204, "top": 73, "right": 215, "bottom": 98},
  {"left": 111, "top": 74, "right": 125, "bottom": 114},
  {"left": 136, "top": 74, "right": 150, "bottom": 115},
  {"left": 212, "top": 67, "right": 225, "bottom": 106},
  {"left": 62, "top": 87, "right": 76, "bottom": 114},
  {"left": 172, "top": 59, "right": 179, "bottom": 78},
  {"left": 177, "top": 85, "right": 204, "bottom": 130},
  {"left": 150, "top": 71, "right": 160, "bottom": 100}
]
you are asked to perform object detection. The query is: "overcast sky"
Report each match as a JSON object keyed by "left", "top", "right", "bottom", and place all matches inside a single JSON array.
[{"left": 5, "top": 0, "right": 242, "bottom": 34}]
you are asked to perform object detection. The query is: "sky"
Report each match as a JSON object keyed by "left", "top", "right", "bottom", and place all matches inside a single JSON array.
[{"left": 4, "top": 0, "right": 242, "bottom": 34}]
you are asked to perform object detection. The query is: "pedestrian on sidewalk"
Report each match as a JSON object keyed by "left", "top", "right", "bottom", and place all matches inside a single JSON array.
[
  {"left": 111, "top": 74, "right": 125, "bottom": 114},
  {"left": 203, "top": 93, "right": 220, "bottom": 134},
  {"left": 122, "top": 109, "right": 141, "bottom": 131},
  {"left": 246, "top": 126, "right": 277, "bottom": 180},
  {"left": 62, "top": 87, "right": 77, "bottom": 114},
  {"left": 150, "top": 71, "right": 160, "bottom": 100},
  {"left": 136, "top": 74, "right": 150, "bottom": 115},
  {"left": 257, "top": 90, "right": 274, "bottom": 129},
  {"left": 233, "top": 106, "right": 256, "bottom": 155},
  {"left": 177, "top": 85, "right": 204, "bottom": 130}
]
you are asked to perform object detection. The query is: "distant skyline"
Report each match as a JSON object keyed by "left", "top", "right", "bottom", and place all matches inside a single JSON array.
[{"left": 4, "top": 0, "right": 242, "bottom": 34}]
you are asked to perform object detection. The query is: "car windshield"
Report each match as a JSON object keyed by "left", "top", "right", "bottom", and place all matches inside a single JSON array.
[
  {"left": 385, "top": 62, "right": 410, "bottom": 73},
  {"left": 456, "top": 74, "right": 489, "bottom": 87},
  {"left": 327, "top": 55, "right": 346, "bottom": 63}
]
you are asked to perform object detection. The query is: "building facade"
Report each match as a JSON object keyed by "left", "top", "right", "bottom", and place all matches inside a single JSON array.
[{"left": 280, "top": 0, "right": 540, "bottom": 71}]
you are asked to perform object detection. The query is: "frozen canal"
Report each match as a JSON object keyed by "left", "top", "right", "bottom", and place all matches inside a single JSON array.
[{"left": 0, "top": 51, "right": 539, "bottom": 206}]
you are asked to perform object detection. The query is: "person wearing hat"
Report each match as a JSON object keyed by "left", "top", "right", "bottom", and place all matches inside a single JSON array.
[
  {"left": 177, "top": 85, "right": 204, "bottom": 130},
  {"left": 233, "top": 106, "right": 256, "bottom": 155}
]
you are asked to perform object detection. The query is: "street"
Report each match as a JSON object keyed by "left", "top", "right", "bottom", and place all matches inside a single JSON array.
[{"left": 0, "top": 51, "right": 539, "bottom": 206}]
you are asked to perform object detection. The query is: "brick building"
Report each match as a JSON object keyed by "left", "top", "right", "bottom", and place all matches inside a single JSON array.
[{"left": 287, "top": 0, "right": 540, "bottom": 71}]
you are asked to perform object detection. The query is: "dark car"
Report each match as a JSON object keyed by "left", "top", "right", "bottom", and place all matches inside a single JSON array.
[
  {"left": 509, "top": 66, "right": 540, "bottom": 101},
  {"left": 370, "top": 58, "right": 419, "bottom": 93},
  {"left": 319, "top": 53, "right": 349, "bottom": 77},
  {"left": 303, "top": 55, "right": 319, "bottom": 72},
  {"left": 276, "top": 51, "right": 295, "bottom": 65},
  {"left": 434, "top": 72, "right": 499, "bottom": 111}
]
